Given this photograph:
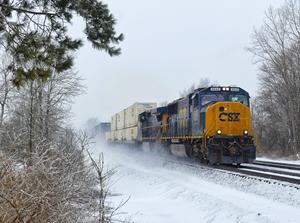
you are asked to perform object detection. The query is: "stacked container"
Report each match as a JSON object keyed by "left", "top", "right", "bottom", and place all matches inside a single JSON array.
[{"left": 108, "top": 102, "right": 157, "bottom": 142}]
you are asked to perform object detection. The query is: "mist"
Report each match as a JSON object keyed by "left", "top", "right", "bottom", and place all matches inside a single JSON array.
[{"left": 70, "top": 0, "right": 284, "bottom": 127}]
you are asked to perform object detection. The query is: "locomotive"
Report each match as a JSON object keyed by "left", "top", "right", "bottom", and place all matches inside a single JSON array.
[{"left": 106, "top": 86, "right": 256, "bottom": 165}]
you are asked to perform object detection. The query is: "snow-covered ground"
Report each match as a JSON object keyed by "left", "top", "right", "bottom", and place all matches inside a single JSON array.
[{"left": 90, "top": 142, "right": 300, "bottom": 223}]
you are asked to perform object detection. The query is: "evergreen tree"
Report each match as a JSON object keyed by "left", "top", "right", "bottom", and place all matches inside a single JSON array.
[{"left": 0, "top": 0, "right": 124, "bottom": 86}]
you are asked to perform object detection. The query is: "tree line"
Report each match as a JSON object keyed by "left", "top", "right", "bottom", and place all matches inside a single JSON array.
[
  {"left": 249, "top": 0, "right": 300, "bottom": 157},
  {"left": 0, "top": 1, "right": 130, "bottom": 222},
  {"left": 180, "top": 1, "right": 300, "bottom": 158}
]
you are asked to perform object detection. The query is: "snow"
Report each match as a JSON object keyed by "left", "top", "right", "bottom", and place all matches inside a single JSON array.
[{"left": 91, "top": 142, "right": 300, "bottom": 223}]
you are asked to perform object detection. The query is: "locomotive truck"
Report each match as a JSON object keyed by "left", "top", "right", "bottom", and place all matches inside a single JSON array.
[{"left": 106, "top": 86, "right": 256, "bottom": 165}]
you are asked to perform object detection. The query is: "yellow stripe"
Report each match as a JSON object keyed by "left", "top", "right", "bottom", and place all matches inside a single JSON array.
[{"left": 142, "top": 136, "right": 203, "bottom": 140}]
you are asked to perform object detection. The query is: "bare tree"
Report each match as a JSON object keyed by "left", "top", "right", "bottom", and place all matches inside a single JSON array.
[
  {"left": 0, "top": 58, "right": 14, "bottom": 129},
  {"left": 0, "top": 128, "right": 132, "bottom": 223},
  {"left": 0, "top": 67, "right": 132, "bottom": 222},
  {"left": 0, "top": 129, "right": 95, "bottom": 223},
  {"left": 82, "top": 133, "right": 131, "bottom": 223},
  {"left": 0, "top": 69, "right": 84, "bottom": 162},
  {"left": 249, "top": 0, "right": 300, "bottom": 156},
  {"left": 0, "top": 1, "right": 131, "bottom": 220}
]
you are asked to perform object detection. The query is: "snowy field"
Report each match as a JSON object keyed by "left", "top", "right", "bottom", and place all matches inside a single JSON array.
[{"left": 90, "top": 142, "right": 300, "bottom": 223}]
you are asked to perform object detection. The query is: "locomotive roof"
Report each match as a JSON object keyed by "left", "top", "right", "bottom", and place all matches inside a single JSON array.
[
  {"left": 193, "top": 86, "right": 250, "bottom": 96},
  {"left": 168, "top": 86, "right": 250, "bottom": 106}
]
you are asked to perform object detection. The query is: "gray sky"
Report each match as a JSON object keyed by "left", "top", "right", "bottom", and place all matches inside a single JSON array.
[{"left": 71, "top": 0, "right": 284, "bottom": 127}]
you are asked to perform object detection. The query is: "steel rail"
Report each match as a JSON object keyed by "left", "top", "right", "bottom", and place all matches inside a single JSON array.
[
  {"left": 253, "top": 160, "right": 300, "bottom": 171},
  {"left": 166, "top": 158, "right": 300, "bottom": 189},
  {"left": 240, "top": 164, "right": 300, "bottom": 178}
]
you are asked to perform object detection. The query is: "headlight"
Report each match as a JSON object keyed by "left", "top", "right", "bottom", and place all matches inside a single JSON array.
[
  {"left": 244, "top": 130, "right": 248, "bottom": 135},
  {"left": 217, "top": 129, "right": 222, "bottom": 135}
]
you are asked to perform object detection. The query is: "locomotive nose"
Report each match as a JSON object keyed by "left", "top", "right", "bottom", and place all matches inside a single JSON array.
[{"left": 205, "top": 102, "right": 253, "bottom": 137}]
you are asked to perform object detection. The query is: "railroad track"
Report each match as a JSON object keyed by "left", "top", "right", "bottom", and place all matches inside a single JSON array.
[
  {"left": 236, "top": 160, "right": 300, "bottom": 186},
  {"left": 239, "top": 164, "right": 300, "bottom": 178},
  {"left": 231, "top": 166, "right": 300, "bottom": 185},
  {"left": 166, "top": 146, "right": 300, "bottom": 186},
  {"left": 118, "top": 145, "right": 300, "bottom": 188},
  {"left": 253, "top": 160, "right": 300, "bottom": 170},
  {"left": 165, "top": 158, "right": 300, "bottom": 189}
]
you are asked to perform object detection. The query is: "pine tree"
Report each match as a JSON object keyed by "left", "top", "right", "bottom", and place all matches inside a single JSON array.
[{"left": 0, "top": 0, "right": 124, "bottom": 86}]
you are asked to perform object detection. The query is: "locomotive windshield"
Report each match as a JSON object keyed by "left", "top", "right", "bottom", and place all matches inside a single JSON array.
[
  {"left": 229, "top": 94, "right": 249, "bottom": 106},
  {"left": 199, "top": 93, "right": 249, "bottom": 107},
  {"left": 201, "top": 94, "right": 225, "bottom": 106}
]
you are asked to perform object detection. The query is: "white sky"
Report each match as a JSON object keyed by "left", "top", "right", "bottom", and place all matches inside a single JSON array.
[{"left": 70, "top": 0, "right": 285, "bottom": 127}]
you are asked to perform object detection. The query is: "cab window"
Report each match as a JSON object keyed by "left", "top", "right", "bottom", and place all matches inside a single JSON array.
[
  {"left": 201, "top": 94, "right": 224, "bottom": 106},
  {"left": 229, "top": 94, "right": 249, "bottom": 106}
]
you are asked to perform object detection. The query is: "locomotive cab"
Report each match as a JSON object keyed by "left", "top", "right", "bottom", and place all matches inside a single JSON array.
[{"left": 191, "top": 87, "right": 256, "bottom": 164}]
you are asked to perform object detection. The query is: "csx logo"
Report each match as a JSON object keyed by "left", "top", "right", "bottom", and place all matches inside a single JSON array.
[{"left": 219, "top": 112, "right": 240, "bottom": 122}]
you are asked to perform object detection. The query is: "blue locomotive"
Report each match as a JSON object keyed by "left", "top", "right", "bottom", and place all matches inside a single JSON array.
[{"left": 138, "top": 86, "right": 256, "bottom": 164}]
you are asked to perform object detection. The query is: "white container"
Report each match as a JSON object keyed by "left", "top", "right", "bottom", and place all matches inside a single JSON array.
[
  {"left": 116, "top": 129, "right": 125, "bottom": 140},
  {"left": 125, "top": 102, "right": 157, "bottom": 128},
  {"left": 116, "top": 110, "right": 125, "bottom": 130},
  {"left": 108, "top": 102, "right": 157, "bottom": 142},
  {"left": 114, "top": 130, "right": 117, "bottom": 140},
  {"left": 111, "top": 115, "right": 117, "bottom": 131},
  {"left": 125, "top": 127, "right": 138, "bottom": 141},
  {"left": 112, "top": 131, "right": 117, "bottom": 141},
  {"left": 114, "top": 130, "right": 119, "bottom": 141},
  {"left": 125, "top": 106, "right": 134, "bottom": 128}
]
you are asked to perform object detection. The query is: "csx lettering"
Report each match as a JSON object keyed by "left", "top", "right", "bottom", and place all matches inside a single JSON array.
[{"left": 219, "top": 112, "right": 240, "bottom": 122}]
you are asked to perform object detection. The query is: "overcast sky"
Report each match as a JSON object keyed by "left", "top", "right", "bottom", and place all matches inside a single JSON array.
[{"left": 70, "top": 0, "right": 284, "bottom": 127}]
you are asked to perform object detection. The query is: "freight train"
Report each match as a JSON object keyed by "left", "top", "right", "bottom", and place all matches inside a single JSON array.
[{"left": 106, "top": 86, "right": 256, "bottom": 165}]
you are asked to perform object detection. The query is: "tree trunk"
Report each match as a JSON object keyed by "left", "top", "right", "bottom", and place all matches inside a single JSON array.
[{"left": 28, "top": 81, "right": 34, "bottom": 166}]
